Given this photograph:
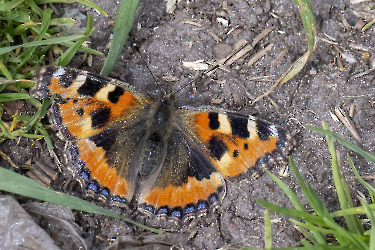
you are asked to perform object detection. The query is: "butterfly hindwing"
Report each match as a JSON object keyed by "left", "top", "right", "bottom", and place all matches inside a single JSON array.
[
  {"left": 137, "top": 126, "right": 225, "bottom": 220},
  {"left": 182, "top": 110, "right": 292, "bottom": 178}
]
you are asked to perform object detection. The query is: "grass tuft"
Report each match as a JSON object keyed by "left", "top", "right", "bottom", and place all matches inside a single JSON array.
[
  {"left": 0, "top": 0, "right": 106, "bottom": 143},
  {"left": 0, "top": 0, "right": 161, "bottom": 232},
  {"left": 253, "top": 123, "right": 375, "bottom": 249}
]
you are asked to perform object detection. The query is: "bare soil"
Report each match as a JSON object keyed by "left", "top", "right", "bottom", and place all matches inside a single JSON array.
[{"left": 1, "top": 0, "right": 375, "bottom": 249}]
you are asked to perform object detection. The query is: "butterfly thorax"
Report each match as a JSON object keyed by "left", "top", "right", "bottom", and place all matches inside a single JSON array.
[{"left": 136, "top": 99, "right": 177, "bottom": 178}]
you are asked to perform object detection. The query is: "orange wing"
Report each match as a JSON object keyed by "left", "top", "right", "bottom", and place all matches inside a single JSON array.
[
  {"left": 33, "top": 66, "right": 153, "bottom": 201},
  {"left": 189, "top": 111, "right": 293, "bottom": 178},
  {"left": 137, "top": 109, "right": 292, "bottom": 221}
]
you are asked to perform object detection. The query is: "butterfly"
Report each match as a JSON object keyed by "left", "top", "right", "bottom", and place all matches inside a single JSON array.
[{"left": 32, "top": 65, "right": 293, "bottom": 223}]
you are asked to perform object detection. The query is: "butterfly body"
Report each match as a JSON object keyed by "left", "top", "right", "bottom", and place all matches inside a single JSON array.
[{"left": 32, "top": 66, "right": 293, "bottom": 223}]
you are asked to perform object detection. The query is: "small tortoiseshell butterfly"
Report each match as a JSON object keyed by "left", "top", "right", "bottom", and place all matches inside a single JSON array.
[{"left": 32, "top": 66, "right": 293, "bottom": 223}]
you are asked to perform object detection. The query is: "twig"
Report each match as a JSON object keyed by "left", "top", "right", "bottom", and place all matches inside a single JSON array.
[{"left": 0, "top": 150, "right": 18, "bottom": 169}]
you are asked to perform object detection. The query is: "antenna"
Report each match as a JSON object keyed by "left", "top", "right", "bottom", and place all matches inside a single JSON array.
[
  {"left": 131, "top": 43, "right": 216, "bottom": 98},
  {"left": 132, "top": 43, "right": 160, "bottom": 85}
]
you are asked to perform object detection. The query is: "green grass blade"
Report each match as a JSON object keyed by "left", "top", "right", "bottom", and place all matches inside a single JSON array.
[
  {"left": 0, "top": 35, "right": 84, "bottom": 56},
  {"left": 288, "top": 157, "right": 320, "bottom": 212},
  {"left": 12, "top": 22, "right": 38, "bottom": 36},
  {"left": 0, "top": 59, "right": 13, "bottom": 80},
  {"left": 0, "top": 119, "right": 14, "bottom": 139},
  {"left": 296, "top": 225, "right": 319, "bottom": 245},
  {"left": 21, "top": 112, "right": 41, "bottom": 132},
  {"left": 77, "top": 0, "right": 107, "bottom": 16},
  {"left": 33, "top": 0, "right": 107, "bottom": 16},
  {"left": 12, "top": 115, "right": 32, "bottom": 121},
  {"left": 323, "top": 122, "right": 361, "bottom": 234},
  {"left": 0, "top": 93, "right": 31, "bottom": 102},
  {"left": 4, "top": 32, "right": 15, "bottom": 43},
  {"left": 101, "top": 0, "right": 139, "bottom": 76},
  {"left": 26, "top": 95, "right": 42, "bottom": 108},
  {"left": 264, "top": 162, "right": 327, "bottom": 244},
  {"left": 34, "top": 0, "right": 74, "bottom": 3},
  {"left": 290, "top": 219, "right": 335, "bottom": 234},
  {"left": 288, "top": 157, "right": 329, "bottom": 244},
  {"left": 6, "top": 9, "right": 31, "bottom": 23},
  {"left": 0, "top": 14, "right": 19, "bottom": 21},
  {"left": 302, "top": 184, "right": 336, "bottom": 226},
  {"left": 16, "top": 132, "right": 44, "bottom": 139},
  {"left": 59, "top": 40, "right": 103, "bottom": 55},
  {"left": 27, "top": 97, "right": 55, "bottom": 151},
  {"left": 332, "top": 205, "right": 372, "bottom": 217},
  {"left": 301, "top": 239, "right": 316, "bottom": 250},
  {"left": 39, "top": 97, "right": 50, "bottom": 118},
  {"left": 370, "top": 192, "right": 375, "bottom": 205},
  {"left": 360, "top": 198, "right": 375, "bottom": 250},
  {"left": 348, "top": 155, "right": 375, "bottom": 203},
  {"left": 50, "top": 18, "right": 75, "bottom": 26},
  {"left": 340, "top": 167, "right": 355, "bottom": 210},
  {"left": 22, "top": 97, "right": 49, "bottom": 132},
  {"left": 0, "top": 0, "right": 25, "bottom": 11},
  {"left": 264, "top": 168, "right": 304, "bottom": 210},
  {"left": 309, "top": 122, "right": 367, "bottom": 235},
  {"left": 264, "top": 210, "right": 272, "bottom": 249},
  {"left": 256, "top": 199, "right": 327, "bottom": 225},
  {"left": 35, "top": 125, "right": 54, "bottom": 151},
  {"left": 292, "top": 0, "right": 316, "bottom": 52},
  {"left": 27, "top": 0, "right": 43, "bottom": 17},
  {"left": 0, "top": 83, "right": 9, "bottom": 92},
  {"left": 56, "top": 13, "right": 93, "bottom": 66},
  {"left": 0, "top": 167, "right": 162, "bottom": 233},
  {"left": 323, "top": 217, "right": 367, "bottom": 249},
  {"left": 278, "top": 0, "right": 316, "bottom": 85},
  {"left": 17, "top": 8, "right": 53, "bottom": 68},
  {"left": 339, "top": 157, "right": 364, "bottom": 234},
  {"left": 307, "top": 125, "right": 375, "bottom": 163}
]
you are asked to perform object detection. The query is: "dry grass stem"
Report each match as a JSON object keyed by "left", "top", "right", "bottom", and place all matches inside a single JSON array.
[{"left": 334, "top": 106, "right": 362, "bottom": 141}]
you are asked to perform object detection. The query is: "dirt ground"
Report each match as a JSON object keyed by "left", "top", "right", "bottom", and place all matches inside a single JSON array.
[{"left": 2, "top": 0, "right": 375, "bottom": 249}]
